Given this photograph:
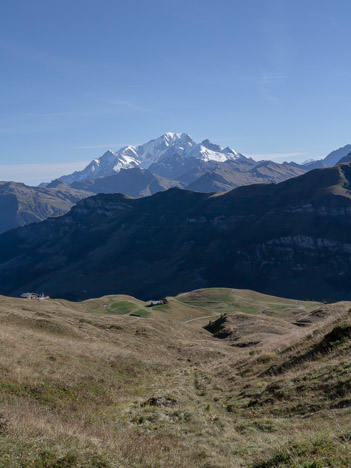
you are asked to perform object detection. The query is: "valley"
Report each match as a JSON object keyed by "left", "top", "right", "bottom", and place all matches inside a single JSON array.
[{"left": 3, "top": 2, "right": 351, "bottom": 467}]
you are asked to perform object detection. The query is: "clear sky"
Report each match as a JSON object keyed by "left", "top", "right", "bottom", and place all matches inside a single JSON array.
[{"left": 1, "top": 0, "right": 351, "bottom": 184}]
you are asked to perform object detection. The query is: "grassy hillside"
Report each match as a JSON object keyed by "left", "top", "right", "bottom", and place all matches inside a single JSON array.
[{"left": 0, "top": 289, "right": 350, "bottom": 467}]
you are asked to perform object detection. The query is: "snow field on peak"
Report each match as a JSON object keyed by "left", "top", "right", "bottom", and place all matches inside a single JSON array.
[{"left": 59, "top": 132, "right": 245, "bottom": 184}]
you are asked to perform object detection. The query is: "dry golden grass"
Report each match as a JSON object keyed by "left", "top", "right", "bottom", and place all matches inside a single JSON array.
[{"left": 0, "top": 289, "right": 350, "bottom": 467}]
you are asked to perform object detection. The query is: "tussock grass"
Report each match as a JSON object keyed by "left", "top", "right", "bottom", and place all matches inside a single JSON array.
[{"left": 0, "top": 289, "right": 350, "bottom": 466}]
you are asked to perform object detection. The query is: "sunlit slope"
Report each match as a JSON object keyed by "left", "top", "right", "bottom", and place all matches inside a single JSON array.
[
  {"left": 177, "top": 287, "right": 320, "bottom": 319},
  {"left": 0, "top": 289, "right": 351, "bottom": 466}
]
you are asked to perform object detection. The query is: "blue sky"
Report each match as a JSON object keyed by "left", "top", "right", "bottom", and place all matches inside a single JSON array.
[{"left": 1, "top": 0, "right": 351, "bottom": 184}]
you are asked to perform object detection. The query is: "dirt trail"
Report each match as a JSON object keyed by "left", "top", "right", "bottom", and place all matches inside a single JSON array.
[{"left": 185, "top": 313, "right": 222, "bottom": 324}]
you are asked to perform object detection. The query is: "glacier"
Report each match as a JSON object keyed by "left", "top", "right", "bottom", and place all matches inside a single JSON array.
[{"left": 59, "top": 132, "right": 247, "bottom": 184}]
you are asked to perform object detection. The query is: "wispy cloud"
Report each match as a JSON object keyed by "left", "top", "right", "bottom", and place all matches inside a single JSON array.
[
  {"left": 0, "top": 161, "right": 89, "bottom": 186},
  {"left": 0, "top": 99, "right": 173, "bottom": 134},
  {"left": 0, "top": 39, "right": 77, "bottom": 75},
  {"left": 259, "top": 73, "right": 286, "bottom": 86},
  {"left": 75, "top": 143, "right": 125, "bottom": 150},
  {"left": 98, "top": 99, "right": 173, "bottom": 118},
  {"left": 257, "top": 72, "right": 286, "bottom": 104}
]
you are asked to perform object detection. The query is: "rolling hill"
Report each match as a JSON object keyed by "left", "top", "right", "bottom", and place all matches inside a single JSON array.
[{"left": 0, "top": 288, "right": 350, "bottom": 466}]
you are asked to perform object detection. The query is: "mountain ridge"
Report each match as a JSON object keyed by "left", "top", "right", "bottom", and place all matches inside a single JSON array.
[
  {"left": 65, "top": 168, "right": 185, "bottom": 197},
  {"left": 3, "top": 137, "right": 350, "bottom": 235},
  {"left": 54, "top": 135, "right": 351, "bottom": 188},
  {"left": 302, "top": 143, "right": 351, "bottom": 169},
  {"left": 46, "top": 132, "right": 307, "bottom": 197},
  {"left": 0, "top": 181, "right": 93, "bottom": 234},
  {"left": 2, "top": 163, "right": 351, "bottom": 301},
  {"left": 57, "top": 132, "right": 246, "bottom": 185}
]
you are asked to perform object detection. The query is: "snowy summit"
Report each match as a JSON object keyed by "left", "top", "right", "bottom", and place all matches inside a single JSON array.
[{"left": 60, "top": 133, "right": 246, "bottom": 184}]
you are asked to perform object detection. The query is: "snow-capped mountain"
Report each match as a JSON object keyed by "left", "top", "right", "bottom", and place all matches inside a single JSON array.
[
  {"left": 59, "top": 132, "right": 247, "bottom": 184},
  {"left": 138, "top": 132, "right": 195, "bottom": 168},
  {"left": 185, "top": 139, "right": 241, "bottom": 163},
  {"left": 61, "top": 149, "right": 140, "bottom": 185}
]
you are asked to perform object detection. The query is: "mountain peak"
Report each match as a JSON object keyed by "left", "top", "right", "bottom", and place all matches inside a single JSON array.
[
  {"left": 156, "top": 132, "right": 194, "bottom": 147},
  {"left": 163, "top": 131, "right": 191, "bottom": 140},
  {"left": 100, "top": 150, "right": 117, "bottom": 160},
  {"left": 57, "top": 133, "right": 244, "bottom": 184},
  {"left": 200, "top": 139, "right": 223, "bottom": 152},
  {"left": 223, "top": 147, "right": 240, "bottom": 157}
]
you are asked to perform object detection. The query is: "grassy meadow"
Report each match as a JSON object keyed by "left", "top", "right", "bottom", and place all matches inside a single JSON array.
[{"left": 0, "top": 289, "right": 349, "bottom": 466}]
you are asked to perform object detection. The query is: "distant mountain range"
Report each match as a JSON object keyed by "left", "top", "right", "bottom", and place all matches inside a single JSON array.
[
  {"left": 1, "top": 134, "right": 351, "bottom": 235},
  {"left": 48, "top": 132, "right": 307, "bottom": 194},
  {"left": 0, "top": 181, "right": 92, "bottom": 234},
  {"left": 302, "top": 145, "right": 351, "bottom": 170},
  {"left": 2, "top": 161, "right": 351, "bottom": 302},
  {"left": 68, "top": 168, "right": 184, "bottom": 197},
  {"left": 52, "top": 134, "right": 351, "bottom": 196},
  {"left": 57, "top": 132, "right": 245, "bottom": 184}
]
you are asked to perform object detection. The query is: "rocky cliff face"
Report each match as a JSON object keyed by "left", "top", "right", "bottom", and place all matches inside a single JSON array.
[{"left": 1, "top": 164, "right": 351, "bottom": 301}]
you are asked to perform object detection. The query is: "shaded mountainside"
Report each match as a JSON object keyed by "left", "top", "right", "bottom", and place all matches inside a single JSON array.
[
  {"left": 2, "top": 163, "right": 351, "bottom": 301},
  {"left": 186, "top": 159, "right": 305, "bottom": 192},
  {"left": 0, "top": 181, "right": 93, "bottom": 234},
  {"left": 51, "top": 154, "right": 307, "bottom": 197},
  {"left": 0, "top": 163, "right": 350, "bottom": 300},
  {"left": 1, "top": 288, "right": 351, "bottom": 466},
  {"left": 337, "top": 151, "right": 351, "bottom": 165},
  {"left": 324, "top": 144, "right": 351, "bottom": 165},
  {"left": 147, "top": 151, "right": 306, "bottom": 185},
  {"left": 69, "top": 167, "right": 185, "bottom": 196},
  {"left": 302, "top": 143, "right": 351, "bottom": 170}
]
